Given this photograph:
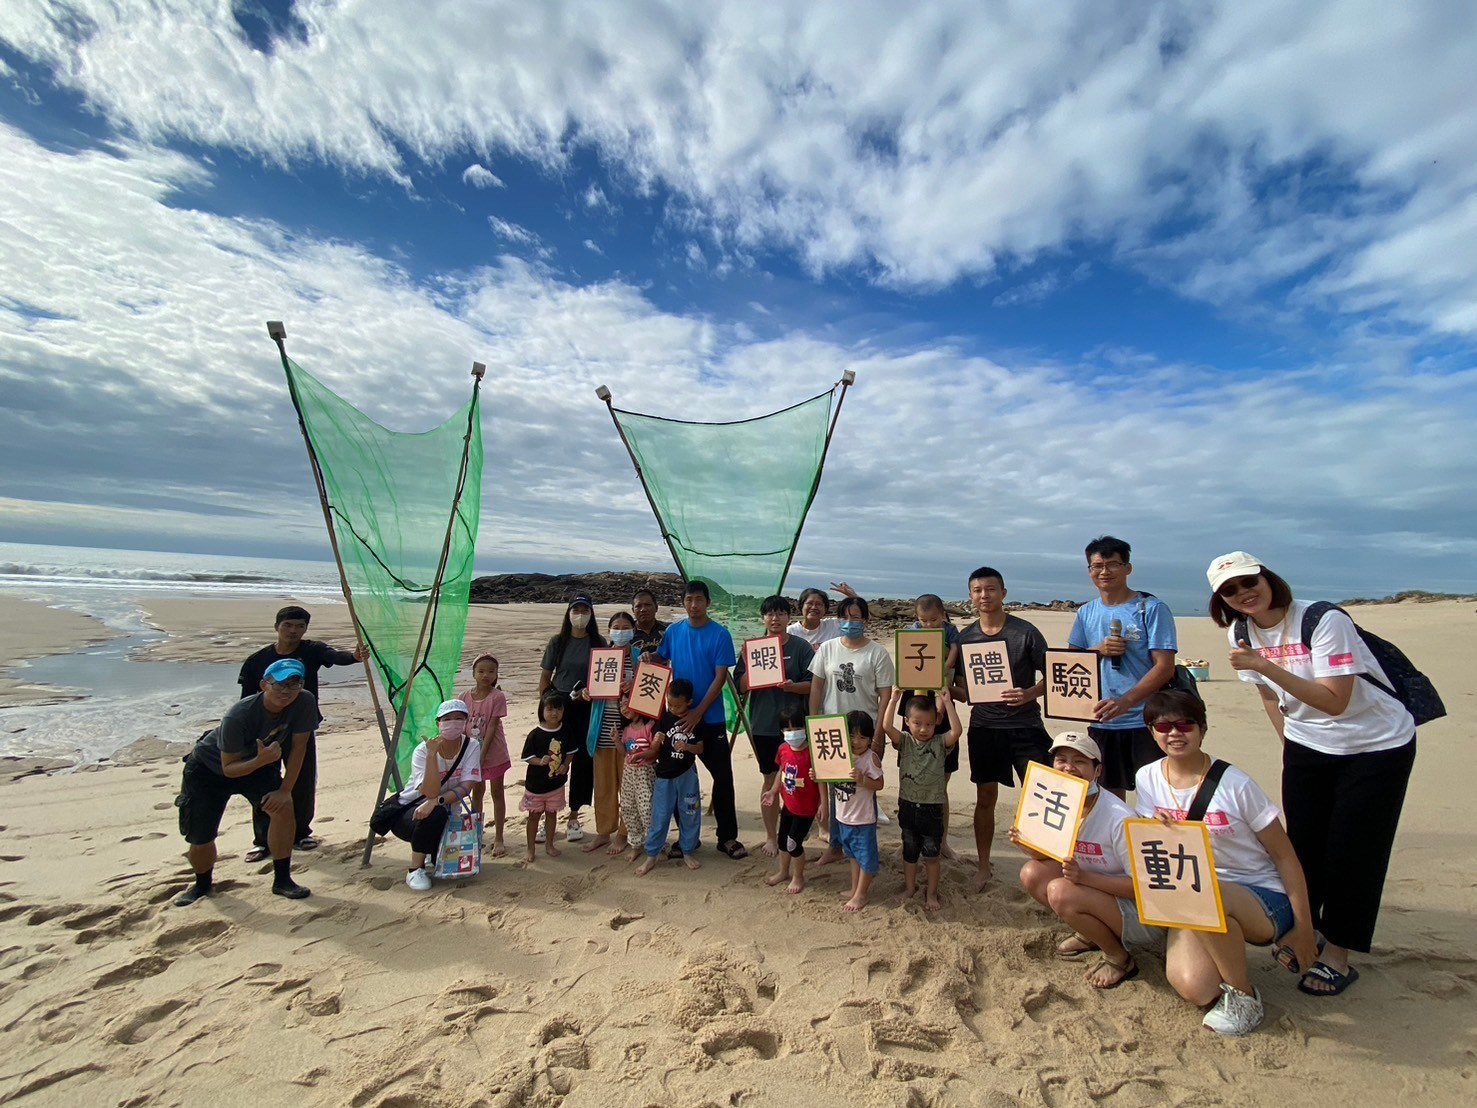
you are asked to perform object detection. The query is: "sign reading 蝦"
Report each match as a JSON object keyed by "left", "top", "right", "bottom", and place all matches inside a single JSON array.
[
  {"left": 895, "top": 628, "right": 947, "bottom": 691},
  {"left": 586, "top": 647, "right": 626, "bottom": 701},
  {"left": 742, "top": 635, "right": 786, "bottom": 691},
  {"left": 626, "top": 658, "right": 672, "bottom": 721},
  {"left": 1043, "top": 648, "right": 1101, "bottom": 722},
  {"left": 806, "top": 714, "right": 855, "bottom": 784},
  {"left": 1011, "top": 761, "right": 1090, "bottom": 863},
  {"left": 1125, "top": 818, "right": 1227, "bottom": 933},
  {"left": 962, "top": 642, "right": 1012, "bottom": 704}
]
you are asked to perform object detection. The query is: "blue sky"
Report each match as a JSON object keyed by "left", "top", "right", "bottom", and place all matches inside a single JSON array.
[{"left": 1, "top": 1, "right": 1475, "bottom": 610}]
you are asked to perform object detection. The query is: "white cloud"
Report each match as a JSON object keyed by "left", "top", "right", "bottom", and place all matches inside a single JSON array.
[
  {"left": 582, "top": 184, "right": 611, "bottom": 211},
  {"left": 582, "top": 239, "right": 603, "bottom": 255},
  {"left": 3, "top": 2, "right": 1475, "bottom": 334},
  {"left": 487, "top": 216, "right": 540, "bottom": 246},
  {"left": 462, "top": 163, "right": 504, "bottom": 189},
  {"left": 0, "top": 122, "right": 1473, "bottom": 601}
]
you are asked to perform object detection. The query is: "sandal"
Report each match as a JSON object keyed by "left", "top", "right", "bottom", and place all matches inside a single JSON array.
[
  {"left": 1056, "top": 935, "right": 1098, "bottom": 960},
  {"left": 1087, "top": 953, "right": 1139, "bottom": 990},
  {"left": 1274, "top": 937, "right": 1325, "bottom": 975},
  {"left": 718, "top": 839, "right": 749, "bottom": 860},
  {"left": 1298, "top": 961, "right": 1359, "bottom": 997},
  {"left": 294, "top": 836, "right": 320, "bottom": 851},
  {"left": 244, "top": 847, "right": 270, "bottom": 863}
]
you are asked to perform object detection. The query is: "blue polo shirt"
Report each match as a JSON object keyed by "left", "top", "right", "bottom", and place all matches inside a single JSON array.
[{"left": 656, "top": 618, "right": 737, "bottom": 726}]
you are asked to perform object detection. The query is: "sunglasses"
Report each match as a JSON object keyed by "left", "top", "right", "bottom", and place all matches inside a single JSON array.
[
  {"left": 1151, "top": 719, "right": 1197, "bottom": 735},
  {"left": 1217, "top": 574, "right": 1261, "bottom": 598},
  {"left": 267, "top": 677, "right": 304, "bottom": 691}
]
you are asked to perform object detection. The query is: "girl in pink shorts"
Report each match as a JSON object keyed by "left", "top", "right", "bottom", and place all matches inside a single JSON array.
[
  {"left": 520, "top": 691, "right": 570, "bottom": 862},
  {"left": 464, "top": 653, "right": 510, "bottom": 856}
]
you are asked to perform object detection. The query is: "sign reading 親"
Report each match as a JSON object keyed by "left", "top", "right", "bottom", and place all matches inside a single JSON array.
[
  {"left": 626, "top": 658, "right": 672, "bottom": 721},
  {"left": 895, "top": 628, "right": 947, "bottom": 691},
  {"left": 1043, "top": 648, "right": 1101, "bottom": 722},
  {"left": 742, "top": 635, "right": 786, "bottom": 691},
  {"left": 586, "top": 647, "right": 626, "bottom": 701},
  {"left": 806, "top": 714, "right": 855, "bottom": 784},
  {"left": 962, "top": 642, "right": 1012, "bottom": 704},
  {"left": 1011, "top": 761, "right": 1089, "bottom": 863},
  {"left": 1125, "top": 819, "right": 1227, "bottom": 933}
]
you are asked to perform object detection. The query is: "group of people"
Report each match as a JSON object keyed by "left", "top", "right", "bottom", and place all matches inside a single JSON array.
[{"left": 169, "top": 537, "right": 1421, "bottom": 1038}]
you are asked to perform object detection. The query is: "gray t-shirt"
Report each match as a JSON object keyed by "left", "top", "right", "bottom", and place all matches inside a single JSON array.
[
  {"left": 736, "top": 633, "right": 815, "bottom": 736},
  {"left": 193, "top": 691, "right": 321, "bottom": 776},
  {"left": 540, "top": 634, "right": 594, "bottom": 695},
  {"left": 956, "top": 614, "right": 1049, "bottom": 728}
]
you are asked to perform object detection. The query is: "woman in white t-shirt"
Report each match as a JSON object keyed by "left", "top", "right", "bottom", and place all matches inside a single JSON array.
[
  {"left": 1209, "top": 551, "right": 1416, "bottom": 999},
  {"left": 787, "top": 583, "right": 856, "bottom": 648},
  {"left": 1136, "top": 690, "right": 1317, "bottom": 1036},
  {"left": 393, "top": 699, "right": 482, "bottom": 892}
]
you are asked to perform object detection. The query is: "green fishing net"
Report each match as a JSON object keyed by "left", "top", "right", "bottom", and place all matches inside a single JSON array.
[{"left": 283, "top": 356, "right": 483, "bottom": 778}]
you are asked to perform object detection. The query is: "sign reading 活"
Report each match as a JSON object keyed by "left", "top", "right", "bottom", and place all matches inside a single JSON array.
[
  {"left": 895, "top": 628, "right": 947, "bottom": 691},
  {"left": 962, "top": 642, "right": 1012, "bottom": 704},
  {"left": 1125, "top": 819, "right": 1227, "bottom": 933},
  {"left": 1043, "top": 648, "right": 1101, "bottom": 722},
  {"left": 1011, "top": 761, "right": 1090, "bottom": 863},
  {"left": 742, "top": 635, "right": 786, "bottom": 692},
  {"left": 626, "top": 658, "right": 672, "bottom": 721},
  {"left": 586, "top": 647, "right": 626, "bottom": 701},
  {"left": 806, "top": 714, "right": 855, "bottom": 784}
]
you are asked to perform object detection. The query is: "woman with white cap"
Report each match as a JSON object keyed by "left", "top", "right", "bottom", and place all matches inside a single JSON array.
[
  {"left": 1207, "top": 551, "right": 1417, "bottom": 999},
  {"left": 392, "top": 699, "right": 482, "bottom": 892}
]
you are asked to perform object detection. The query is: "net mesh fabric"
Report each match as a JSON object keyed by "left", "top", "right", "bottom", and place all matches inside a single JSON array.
[{"left": 285, "top": 357, "right": 482, "bottom": 775}]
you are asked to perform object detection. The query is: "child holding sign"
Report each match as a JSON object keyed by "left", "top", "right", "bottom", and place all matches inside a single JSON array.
[
  {"left": 637, "top": 679, "right": 704, "bottom": 876},
  {"left": 761, "top": 710, "right": 820, "bottom": 894},
  {"left": 831, "top": 710, "right": 884, "bottom": 911},
  {"left": 882, "top": 687, "right": 961, "bottom": 911},
  {"left": 1134, "top": 690, "right": 1318, "bottom": 1036}
]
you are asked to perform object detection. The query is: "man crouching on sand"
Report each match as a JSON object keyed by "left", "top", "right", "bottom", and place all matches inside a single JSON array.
[{"left": 172, "top": 658, "right": 317, "bottom": 906}]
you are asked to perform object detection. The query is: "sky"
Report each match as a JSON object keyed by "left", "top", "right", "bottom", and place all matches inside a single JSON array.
[{"left": 1, "top": 1, "right": 1475, "bottom": 610}]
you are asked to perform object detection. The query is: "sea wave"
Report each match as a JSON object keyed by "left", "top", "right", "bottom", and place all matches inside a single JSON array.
[{"left": 0, "top": 562, "right": 282, "bottom": 586}]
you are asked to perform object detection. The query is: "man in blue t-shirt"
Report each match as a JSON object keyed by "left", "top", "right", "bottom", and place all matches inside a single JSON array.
[
  {"left": 1067, "top": 535, "right": 1177, "bottom": 797},
  {"left": 655, "top": 580, "right": 743, "bottom": 858}
]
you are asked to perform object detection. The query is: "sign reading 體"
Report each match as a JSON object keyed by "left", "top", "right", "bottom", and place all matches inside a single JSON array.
[
  {"left": 626, "top": 658, "right": 672, "bottom": 721},
  {"left": 806, "top": 714, "right": 855, "bottom": 784},
  {"left": 1125, "top": 818, "right": 1227, "bottom": 933},
  {"left": 962, "top": 642, "right": 1012, "bottom": 704},
  {"left": 1043, "top": 648, "right": 1101, "bottom": 722},
  {"left": 1011, "top": 761, "right": 1090, "bottom": 863},
  {"left": 586, "top": 647, "right": 626, "bottom": 701},
  {"left": 895, "top": 628, "right": 947, "bottom": 691},
  {"left": 742, "top": 635, "right": 786, "bottom": 691}
]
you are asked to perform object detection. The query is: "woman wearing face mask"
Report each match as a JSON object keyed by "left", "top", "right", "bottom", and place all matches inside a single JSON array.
[
  {"left": 808, "top": 596, "right": 895, "bottom": 865},
  {"left": 393, "top": 700, "right": 482, "bottom": 892},
  {"left": 787, "top": 583, "right": 857, "bottom": 648},
  {"left": 538, "top": 596, "right": 606, "bottom": 844},
  {"left": 583, "top": 612, "right": 638, "bottom": 854}
]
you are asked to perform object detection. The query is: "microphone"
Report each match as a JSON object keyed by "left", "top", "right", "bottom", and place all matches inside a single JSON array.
[{"left": 1108, "top": 619, "right": 1124, "bottom": 670}]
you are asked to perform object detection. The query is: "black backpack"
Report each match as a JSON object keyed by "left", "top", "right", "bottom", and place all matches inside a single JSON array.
[
  {"left": 1134, "top": 594, "right": 1202, "bottom": 702},
  {"left": 1234, "top": 602, "right": 1444, "bottom": 726}
]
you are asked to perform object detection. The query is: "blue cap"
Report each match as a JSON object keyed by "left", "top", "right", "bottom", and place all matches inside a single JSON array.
[
  {"left": 569, "top": 595, "right": 594, "bottom": 609},
  {"left": 264, "top": 658, "right": 306, "bottom": 683}
]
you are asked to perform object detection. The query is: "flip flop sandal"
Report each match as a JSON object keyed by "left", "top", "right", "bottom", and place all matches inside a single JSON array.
[
  {"left": 1298, "top": 961, "right": 1360, "bottom": 997},
  {"left": 1090, "top": 954, "right": 1139, "bottom": 990},
  {"left": 244, "top": 847, "right": 270, "bottom": 863},
  {"left": 719, "top": 840, "right": 749, "bottom": 860},
  {"left": 1274, "top": 937, "right": 1325, "bottom": 974},
  {"left": 1056, "top": 936, "right": 1098, "bottom": 960},
  {"left": 295, "top": 836, "right": 320, "bottom": 851}
]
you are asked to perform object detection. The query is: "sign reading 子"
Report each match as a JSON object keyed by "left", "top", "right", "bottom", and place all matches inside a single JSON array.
[
  {"left": 626, "top": 658, "right": 672, "bottom": 721},
  {"left": 962, "top": 642, "right": 1012, "bottom": 704},
  {"left": 1043, "top": 648, "right": 1101, "bottom": 722},
  {"left": 742, "top": 634, "right": 787, "bottom": 691},
  {"left": 586, "top": 647, "right": 626, "bottom": 701},
  {"left": 1125, "top": 818, "right": 1228, "bottom": 933},
  {"left": 1011, "top": 761, "right": 1090, "bottom": 863},
  {"left": 895, "top": 628, "right": 947, "bottom": 691},
  {"left": 806, "top": 714, "right": 855, "bottom": 784}
]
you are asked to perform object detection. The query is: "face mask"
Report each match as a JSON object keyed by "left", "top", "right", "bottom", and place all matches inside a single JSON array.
[
  {"left": 438, "top": 719, "right": 466, "bottom": 740},
  {"left": 782, "top": 729, "right": 806, "bottom": 749},
  {"left": 1086, "top": 780, "right": 1099, "bottom": 797},
  {"left": 570, "top": 612, "right": 590, "bottom": 630},
  {"left": 839, "top": 620, "right": 865, "bottom": 638},
  {"left": 609, "top": 628, "right": 634, "bottom": 647}
]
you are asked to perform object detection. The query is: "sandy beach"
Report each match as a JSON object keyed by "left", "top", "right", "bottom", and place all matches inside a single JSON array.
[{"left": 0, "top": 595, "right": 1474, "bottom": 1105}]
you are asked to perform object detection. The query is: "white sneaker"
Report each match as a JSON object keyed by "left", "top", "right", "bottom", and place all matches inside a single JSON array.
[
  {"left": 566, "top": 817, "right": 586, "bottom": 843},
  {"left": 1202, "top": 983, "right": 1264, "bottom": 1036},
  {"left": 535, "top": 823, "right": 547, "bottom": 844},
  {"left": 405, "top": 868, "right": 432, "bottom": 892}
]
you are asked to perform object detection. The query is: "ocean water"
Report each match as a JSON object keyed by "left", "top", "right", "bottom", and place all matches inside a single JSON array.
[{"left": 0, "top": 542, "right": 353, "bottom": 764}]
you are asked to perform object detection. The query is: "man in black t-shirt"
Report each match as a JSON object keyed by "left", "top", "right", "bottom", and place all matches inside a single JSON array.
[
  {"left": 238, "top": 604, "right": 367, "bottom": 857},
  {"left": 630, "top": 589, "right": 669, "bottom": 656}
]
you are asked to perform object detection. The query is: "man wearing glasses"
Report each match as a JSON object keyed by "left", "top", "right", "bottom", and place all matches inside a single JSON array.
[
  {"left": 1066, "top": 536, "right": 1178, "bottom": 798},
  {"left": 173, "top": 658, "right": 320, "bottom": 906}
]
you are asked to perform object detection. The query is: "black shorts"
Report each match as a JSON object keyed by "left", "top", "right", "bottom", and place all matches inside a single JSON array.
[
  {"left": 898, "top": 798, "right": 944, "bottom": 863},
  {"left": 750, "top": 733, "right": 782, "bottom": 777},
  {"left": 777, "top": 809, "right": 813, "bottom": 857},
  {"left": 1088, "top": 725, "right": 1161, "bottom": 792},
  {"left": 966, "top": 722, "right": 1051, "bottom": 786},
  {"left": 176, "top": 754, "right": 283, "bottom": 846}
]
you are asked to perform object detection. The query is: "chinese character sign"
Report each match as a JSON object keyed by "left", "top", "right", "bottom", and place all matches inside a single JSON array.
[
  {"left": 742, "top": 635, "right": 786, "bottom": 691},
  {"left": 1043, "top": 648, "right": 1101, "bottom": 722},
  {"left": 895, "top": 628, "right": 947, "bottom": 691},
  {"left": 962, "top": 642, "right": 1012, "bottom": 704},
  {"left": 626, "top": 658, "right": 672, "bottom": 721},
  {"left": 1011, "top": 761, "right": 1089, "bottom": 862},
  {"left": 586, "top": 647, "right": 626, "bottom": 701},
  {"left": 1125, "top": 819, "right": 1227, "bottom": 933},
  {"left": 806, "top": 714, "right": 855, "bottom": 783}
]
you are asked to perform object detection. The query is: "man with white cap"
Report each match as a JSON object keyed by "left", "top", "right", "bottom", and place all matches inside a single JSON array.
[
  {"left": 390, "top": 699, "right": 482, "bottom": 892},
  {"left": 1009, "top": 731, "right": 1162, "bottom": 989}
]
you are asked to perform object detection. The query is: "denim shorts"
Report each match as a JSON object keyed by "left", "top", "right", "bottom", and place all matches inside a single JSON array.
[
  {"left": 1240, "top": 882, "right": 1295, "bottom": 941},
  {"left": 833, "top": 820, "right": 879, "bottom": 874}
]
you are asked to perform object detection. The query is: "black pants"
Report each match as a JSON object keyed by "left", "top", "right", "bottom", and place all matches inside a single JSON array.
[
  {"left": 252, "top": 733, "right": 316, "bottom": 847},
  {"left": 390, "top": 802, "right": 450, "bottom": 856},
  {"left": 1283, "top": 738, "right": 1416, "bottom": 953},
  {"left": 695, "top": 721, "right": 737, "bottom": 845},
  {"left": 564, "top": 698, "right": 594, "bottom": 815}
]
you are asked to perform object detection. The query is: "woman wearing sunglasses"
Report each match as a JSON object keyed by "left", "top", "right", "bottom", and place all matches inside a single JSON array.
[
  {"left": 1208, "top": 551, "right": 1416, "bottom": 1000},
  {"left": 1135, "top": 690, "right": 1317, "bottom": 1036}
]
